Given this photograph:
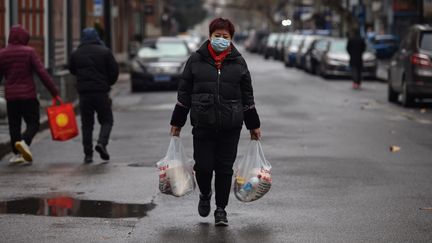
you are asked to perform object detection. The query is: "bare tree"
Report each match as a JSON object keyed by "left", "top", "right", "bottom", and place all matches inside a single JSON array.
[
  {"left": 321, "top": 0, "right": 358, "bottom": 30},
  {"left": 208, "top": 0, "right": 290, "bottom": 29}
]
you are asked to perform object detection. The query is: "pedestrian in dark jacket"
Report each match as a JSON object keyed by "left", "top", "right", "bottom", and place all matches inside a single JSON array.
[
  {"left": 69, "top": 28, "right": 119, "bottom": 164},
  {"left": 347, "top": 29, "right": 366, "bottom": 89},
  {"left": 0, "top": 25, "right": 60, "bottom": 165},
  {"left": 170, "top": 18, "right": 261, "bottom": 226}
]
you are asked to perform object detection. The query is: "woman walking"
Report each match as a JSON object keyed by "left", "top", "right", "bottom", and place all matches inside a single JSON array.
[{"left": 170, "top": 18, "right": 261, "bottom": 226}]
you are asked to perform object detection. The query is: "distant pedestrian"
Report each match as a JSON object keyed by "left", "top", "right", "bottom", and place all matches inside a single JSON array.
[
  {"left": 347, "top": 29, "right": 366, "bottom": 89},
  {"left": 69, "top": 28, "right": 119, "bottom": 164},
  {"left": 170, "top": 18, "right": 261, "bottom": 226},
  {"left": 0, "top": 25, "right": 60, "bottom": 165}
]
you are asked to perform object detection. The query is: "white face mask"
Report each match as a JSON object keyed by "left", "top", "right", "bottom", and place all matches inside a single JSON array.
[{"left": 211, "top": 37, "right": 231, "bottom": 52}]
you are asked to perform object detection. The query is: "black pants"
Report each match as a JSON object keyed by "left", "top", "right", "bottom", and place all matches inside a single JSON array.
[
  {"left": 192, "top": 127, "right": 241, "bottom": 209},
  {"left": 7, "top": 99, "right": 40, "bottom": 154},
  {"left": 79, "top": 93, "right": 113, "bottom": 156},
  {"left": 351, "top": 65, "right": 363, "bottom": 84}
]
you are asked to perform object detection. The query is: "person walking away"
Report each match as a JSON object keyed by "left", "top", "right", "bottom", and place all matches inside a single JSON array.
[
  {"left": 0, "top": 25, "right": 60, "bottom": 165},
  {"left": 170, "top": 18, "right": 261, "bottom": 226},
  {"left": 347, "top": 29, "right": 366, "bottom": 90},
  {"left": 69, "top": 28, "right": 119, "bottom": 164}
]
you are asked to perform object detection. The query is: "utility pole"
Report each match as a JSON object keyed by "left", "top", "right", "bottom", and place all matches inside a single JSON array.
[
  {"left": 419, "top": 0, "right": 424, "bottom": 24},
  {"left": 66, "top": 0, "right": 73, "bottom": 59},
  {"left": 142, "top": 0, "right": 146, "bottom": 39},
  {"left": 103, "top": 0, "right": 112, "bottom": 48}
]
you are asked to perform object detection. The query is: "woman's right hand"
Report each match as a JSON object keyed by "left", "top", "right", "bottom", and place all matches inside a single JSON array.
[{"left": 170, "top": 126, "right": 181, "bottom": 137}]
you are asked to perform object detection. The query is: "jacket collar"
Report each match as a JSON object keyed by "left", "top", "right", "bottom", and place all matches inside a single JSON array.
[
  {"left": 78, "top": 40, "right": 103, "bottom": 47},
  {"left": 197, "top": 40, "right": 241, "bottom": 61}
]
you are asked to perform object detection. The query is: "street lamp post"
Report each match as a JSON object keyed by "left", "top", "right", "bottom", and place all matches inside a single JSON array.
[{"left": 103, "top": 0, "right": 112, "bottom": 48}]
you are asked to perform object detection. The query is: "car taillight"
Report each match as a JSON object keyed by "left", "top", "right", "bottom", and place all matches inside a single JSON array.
[{"left": 411, "top": 53, "right": 432, "bottom": 67}]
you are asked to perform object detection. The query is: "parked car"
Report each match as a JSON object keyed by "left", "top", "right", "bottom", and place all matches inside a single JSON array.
[
  {"left": 296, "top": 35, "right": 318, "bottom": 69},
  {"left": 388, "top": 25, "right": 432, "bottom": 106},
  {"left": 368, "top": 34, "right": 399, "bottom": 59},
  {"left": 177, "top": 34, "right": 204, "bottom": 52},
  {"left": 283, "top": 34, "right": 304, "bottom": 67},
  {"left": 275, "top": 33, "right": 290, "bottom": 60},
  {"left": 318, "top": 38, "right": 376, "bottom": 79},
  {"left": 304, "top": 37, "right": 330, "bottom": 73},
  {"left": 263, "top": 33, "right": 280, "bottom": 59},
  {"left": 245, "top": 30, "right": 269, "bottom": 53},
  {"left": 130, "top": 37, "right": 190, "bottom": 92},
  {"left": 280, "top": 33, "right": 293, "bottom": 60}
]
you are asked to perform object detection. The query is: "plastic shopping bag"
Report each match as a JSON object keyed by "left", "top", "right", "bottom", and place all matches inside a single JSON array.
[
  {"left": 234, "top": 140, "right": 272, "bottom": 202},
  {"left": 156, "top": 136, "right": 195, "bottom": 197},
  {"left": 46, "top": 98, "right": 78, "bottom": 141}
]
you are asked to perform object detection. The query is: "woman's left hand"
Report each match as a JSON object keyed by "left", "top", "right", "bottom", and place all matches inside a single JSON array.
[{"left": 250, "top": 128, "right": 261, "bottom": 140}]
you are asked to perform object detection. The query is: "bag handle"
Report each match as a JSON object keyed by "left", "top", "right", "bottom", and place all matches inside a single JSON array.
[
  {"left": 51, "top": 96, "right": 64, "bottom": 106},
  {"left": 253, "top": 140, "right": 272, "bottom": 170}
]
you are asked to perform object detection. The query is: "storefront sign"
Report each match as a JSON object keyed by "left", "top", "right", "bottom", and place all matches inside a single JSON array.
[
  {"left": 94, "top": 0, "right": 103, "bottom": 17},
  {"left": 424, "top": 0, "right": 432, "bottom": 18},
  {"left": 393, "top": 0, "right": 417, "bottom": 12}
]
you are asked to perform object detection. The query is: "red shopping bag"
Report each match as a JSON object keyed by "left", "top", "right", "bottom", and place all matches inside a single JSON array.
[{"left": 46, "top": 98, "right": 78, "bottom": 141}]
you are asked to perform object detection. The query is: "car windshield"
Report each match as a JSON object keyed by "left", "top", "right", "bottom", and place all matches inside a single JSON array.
[
  {"left": 303, "top": 38, "right": 314, "bottom": 49},
  {"left": 138, "top": 41, "right": 188, "bottom": 58},
  {"left": 420, "top": 32, "right": 432, "bottom": 52},
  {"left": 329, "top": 40, "right": 347, "bottom": 53},
  {"left": 291, "top": 37, "right": 303, "bottom": 46},
  {"left": 267, "top": 34, "right": 279, "bottom": 45}
]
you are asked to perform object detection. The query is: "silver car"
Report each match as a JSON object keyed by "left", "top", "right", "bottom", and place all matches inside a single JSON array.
[{"left": 318, "top": 38, "right": 376, "bottom": 78}]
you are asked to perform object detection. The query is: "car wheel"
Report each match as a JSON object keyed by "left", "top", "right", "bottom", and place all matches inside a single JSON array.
[
  {"left": 401, "top": 80, "right": 414, "bottom": 107},
  {"left": 319, "top": 64, "right": 328, "bottom": 79},
  {"left": 284, "top": 57, "right": 291, "bottom": 67},
  {"left": 312, "top": 63, "right": 319, "bottom": 75},
  {"left": 131, "top": 82, "right": 144, "bottom": 93},
  {"left": 387, "top": 71, "right": 398, "bottom": 103},
  {"left": 387, "top": 84, "right": 398, "bottom": 103}
]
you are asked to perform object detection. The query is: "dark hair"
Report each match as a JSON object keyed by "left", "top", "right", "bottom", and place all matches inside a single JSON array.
[{"left": 209, "top": 18, "right": 235, "bottom": 37}]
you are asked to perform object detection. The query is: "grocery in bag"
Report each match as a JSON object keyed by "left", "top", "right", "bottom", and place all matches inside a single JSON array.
[
  {"left": 156, "top": 136, "right": 195, "bottom": 197},
  {"left": 234, "top": 140, "right": 272, "bottom": 202},
  {"left": 46, "top": 98, "right": 78, "bottom": 141}
]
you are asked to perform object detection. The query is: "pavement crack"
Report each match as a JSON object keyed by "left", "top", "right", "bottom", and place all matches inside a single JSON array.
[
  {"left": 126, "top": 222, "right": 137, "bottom": 238},
  {"left": 126, "top": 196, "right": 157, "bottom": 239}
]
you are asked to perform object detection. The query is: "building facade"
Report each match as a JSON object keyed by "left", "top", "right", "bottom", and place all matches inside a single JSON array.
[
  {"left": 0, "top": 0, "right": 164, "bottom": 102},
  {"left": 0, "top": 0, "right": 163, "bottom": 72}
]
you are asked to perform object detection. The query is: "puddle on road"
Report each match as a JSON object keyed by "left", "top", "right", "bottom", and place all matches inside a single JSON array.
[{"left": 0, "top": 196, "right": 156, "bottom": 218}]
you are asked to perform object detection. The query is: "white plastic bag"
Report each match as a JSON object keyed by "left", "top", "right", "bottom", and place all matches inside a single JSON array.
[
  {"left": 234, "top": 140, "right": 272, "bottom": 202},
  {"left": 156, "top": 136, "right": 195, "bottom": 197}
]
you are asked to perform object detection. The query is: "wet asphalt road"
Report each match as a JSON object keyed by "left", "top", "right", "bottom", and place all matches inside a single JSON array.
[{"left": 1, "top": 49, "right": 432, "bottom": 243}]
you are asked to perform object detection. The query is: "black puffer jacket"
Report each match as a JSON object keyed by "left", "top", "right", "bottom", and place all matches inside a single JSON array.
[
  {"left": 347, "top": 37, "right": 366, "bottom": 69},
  {"left": 69, "top": 29, "right": 119, "bottom": 94},
  {"left": 171, "top": 41, "right": 260, "bottom": 130}
]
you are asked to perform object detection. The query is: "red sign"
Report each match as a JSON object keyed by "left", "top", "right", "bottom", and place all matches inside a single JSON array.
[{"left": 393, "top": 0, "right": 418, "bottom": 12}]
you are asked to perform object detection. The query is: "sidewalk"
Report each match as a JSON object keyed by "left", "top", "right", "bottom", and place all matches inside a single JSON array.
[{"left": 0, "top": 73, "right": 130, "bottom": 160}]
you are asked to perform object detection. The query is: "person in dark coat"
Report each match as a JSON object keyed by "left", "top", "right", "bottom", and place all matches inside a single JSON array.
[
  {"left": 69, "top": 28, "right": 119, "bottom": 164},
  {"left": 347, "top": 29, "right": 366, "bottom": 89},
  {"left": 170, "top": 18, "right": 261, "bottom": 226},
  {"left": 0, "top": 25, "right": 60, "bottom": 165}
]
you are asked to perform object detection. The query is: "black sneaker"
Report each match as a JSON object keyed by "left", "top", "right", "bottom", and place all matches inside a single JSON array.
[
  {"left": 84, "top": 155, "right": 93, "bottom": 164},
  {"left": 198, "top": 192, "right": 212, "bottom": 217},
  {"left": 214, "top": 207, "right": 228, "bottom": 226},
  {"left": 95, "top": 144, "right": 110, "bottom": 161}
]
